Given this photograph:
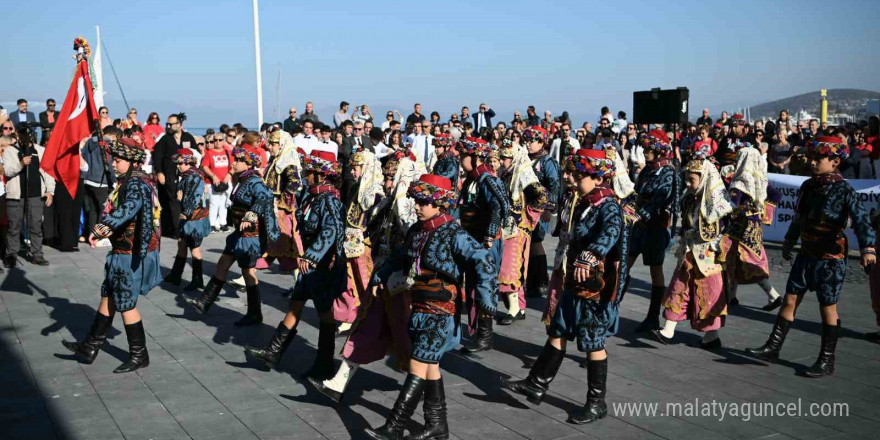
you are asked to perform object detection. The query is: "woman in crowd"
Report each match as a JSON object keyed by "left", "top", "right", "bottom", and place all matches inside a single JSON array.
[{"left": 143, "top": 112, "right": 163, "bottom": 150}]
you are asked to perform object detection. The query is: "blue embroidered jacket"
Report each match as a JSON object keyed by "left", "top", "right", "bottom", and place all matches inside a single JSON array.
[
  {"left": 531, "top": 152, "right": 561, "bottom": 213},
  {"left": 372, "top": 218, "right": 498, "bottom": 315},
  {"left": 94, "top": 171, "right": 160, "bottom": 256},
  {"left": 458, "top": 169, "right": 510, "bottom": 241},
  {"left": 298, "top": 188, "right": 346, "bottom": 268},
  {"left": 785, "top": 175, "right": 875, "bottom": 258},
  {"left": 567, "top": 188, "right": 629, "bottom": 303},
  {"left": 633, "top": 160, "right": 679, "bottom": 229},
  {"left": 432, "top": 152, "right": 460, "bottom": 193},
  {"left": 230, "top": 172, "right": 280, "bottom": 253},
  {"left": 178, "top": 170, "right": 206, "bottom": 218}
]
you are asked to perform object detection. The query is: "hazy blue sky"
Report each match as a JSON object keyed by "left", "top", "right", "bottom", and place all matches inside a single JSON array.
[{"left": 3, "top": 0, "right": 879, "bottom": 128}]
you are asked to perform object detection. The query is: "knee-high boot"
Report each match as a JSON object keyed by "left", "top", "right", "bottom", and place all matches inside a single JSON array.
[
  {"left": 113, "top": 321, "right": 150, "bottom": 373},
  {"left": 62, "top": 311, "right": 114, "bottom": 364},
  {"left": 244, "top": 322, "right": 297, "bottom": 368},
  {"left": 366, "top": 373, "right": 426, "bottom": 440},
  {"left": 185, "top": 277, "right": 224, "bottom": 313},
  {"left": 163, "top": 256, "right": 186, "bottom": 285},
  {"left": 184, "top": 258, "right": 204, "bottom": 291},
  {"left": 405, "top": 378, "right": 449, "bottom": 440},
  {"left": 804, "top": 319, "right": 839, "bottom": 378},
  {"left": 461, "top": 315, "right": 494, "bottom": 354},
  {"left": 635, "top": 285, "right": 665, "bottom": 333},
  {"left": 302, "top": 321, "right": 337, "bottom": 380},
  {"left": 745, "top": 315, "right": 792, "bottom": 362},
  {"left": 234, "top": 284, "right": 263, "bottom": 326},
  {"left": 500, "top": 341, "right": 565, "bottom": 404},
  {"left": 527, "top": 254, "right": 548, "bottom": 298},
  {"left": 568, "top": 358, "right": 607, "bottom": 424}
]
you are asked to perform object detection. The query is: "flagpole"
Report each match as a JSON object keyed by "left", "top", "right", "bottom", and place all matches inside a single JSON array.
[
  {"left": 94, "top": 25, "right": 105, "bottom": 108},
  {"left": 252, "top": 0, "right": 264, "bottom": 128}
]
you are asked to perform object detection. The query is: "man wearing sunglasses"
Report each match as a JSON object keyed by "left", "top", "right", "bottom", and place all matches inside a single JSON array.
[
  {"left": 283, "top": 107, "right": 300, "bottom": 136},
  {"left": 39, "top": 99, "right": 58, "bottom": 145}
]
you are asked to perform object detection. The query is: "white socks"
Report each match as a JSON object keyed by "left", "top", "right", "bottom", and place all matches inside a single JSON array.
[
  {"left": 323, "top": 359, "right": 359, "bottom": 393},
  {"left": 659, "top": 319, "right": 677, "bottom": 338},
  {"left": 507, "top": 292, "right": 520, "bottom": 317},
  {"left": 758, "top": 279, "right": 780, "bottom": 301},
  {"left": 338, "top": 322, "right": 352, "bottom": 333},
  {"left": 702, "top": 330, "right": 719, "bottom": 344}
]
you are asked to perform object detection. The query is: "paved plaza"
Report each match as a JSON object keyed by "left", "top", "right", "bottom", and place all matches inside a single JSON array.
[{"left": 2, "top": 232, "right": 880, "bottom": 440}]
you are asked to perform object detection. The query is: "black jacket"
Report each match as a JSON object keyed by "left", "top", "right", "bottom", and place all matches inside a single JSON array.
[{"left": 152, "top": 131, "right": 197, "bottom": 188}]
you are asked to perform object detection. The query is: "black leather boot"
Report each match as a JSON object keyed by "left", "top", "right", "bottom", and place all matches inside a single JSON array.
[
  {"left": 62, "top": 311, "right": 114, "bottom": 364},
  {"left": 803, "top": 319, "right": 839, "bottom": 378},
  {"left": 568, "top": 358, "right": 607, "bottom": 424},
  {"left": 113, "top": 321, "right": 150, "bottom": 373},
  {"left": 746, "top": 315, "right": 792, "bottom": 362},
  {"left": 301, "top": 322, "right": 337, "bottom": 380},
  {"left": 527, "top": 254, "right": 548, "bottom": 298},
  {"left": 163, "top": 256, "right": 186, "bottom": 285},
  {"left": 185, "top": 277, "right": 223, "bottom": 313},
  {"left": 234, "top": 284, "right": 263, "bottom": 326},
  {"left": 635, "top": 285, "right": 665, "bottom": 333},
  {"left": 500, "top": 341, "right": 565, "bottom": 404},
  {"left": 461, "top": 316, "right": 494, "bottom": 354},
  {"left": 366, "top": 373, "right": 426, "bottom": 440},
  {"left": 405, "top": 378, "right": 449, "bottom": 440},
  {"left": 183, "top": 258, "right": 204, "bottom": 291},
  {"left": 244, "top": 322, "right": 296, "bottom": 368}
]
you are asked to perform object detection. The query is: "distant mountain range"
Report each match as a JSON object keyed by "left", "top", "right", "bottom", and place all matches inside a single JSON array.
[{"left": 735, "top": 89, "right": 878, "bottom": 121}]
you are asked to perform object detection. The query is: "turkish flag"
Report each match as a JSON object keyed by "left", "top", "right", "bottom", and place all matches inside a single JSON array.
[{"left": 41, "top": 60, "right": 98, "bottom": 197}]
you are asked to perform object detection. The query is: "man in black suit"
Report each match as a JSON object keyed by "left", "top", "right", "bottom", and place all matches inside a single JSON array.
[
  {"left": 339, "top": 120, "right": 373, "bottom": 205},
  {"left": 152, "top": 113, "right": 197, "bottom": 237},
  {"left": 9, "top": 99, "right": 37, "bottom": 129},
  {"left": 282, "top": 107, "right": 300, "bottom": 135},
  {"left": 39, "top": 99, "right": 58, "bottom": 145},
  {"left": 472, "top": 102, "right": 495, "bottom": 136}
]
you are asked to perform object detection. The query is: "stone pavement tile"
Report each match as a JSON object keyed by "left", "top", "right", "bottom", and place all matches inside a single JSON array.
[
  {"left": 172, "top": 408, "right": 258, "bottom": 440},
  {"left": 95, "top": 376, "right": 162, "bottom": 410},
  {"left": 234, "top": 406, "right": 324, "bottom": 439},
  {"left": 0, "top": 396, "right": 58, "bottom": 440},
  {"left": 205, "top": 375, "right": 286, "bottom": 413},
  {"left": 57, "top": 414, "right": 124, "bottom": 440},
  {"left": 108, "top": 402, "right": 189, "bottom": 440}
]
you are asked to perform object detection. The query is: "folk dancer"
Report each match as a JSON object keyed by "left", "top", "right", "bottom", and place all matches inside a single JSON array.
[
  {"left": 184, "top": 145, "right": 280, "bottom": 326},
  {"left": 497, "top": 139, "right": 550, "bottom": 324},
  {"left": 430, "top": 133, "right": 460, "bottom": 217},
  {"left": 334, "top": 150, "right": 385, "bottom": 333},
  {"left": 747, "top": 137, "right": 876, "bottom": 377},
  {"left": 456, "top": 137, "right": 510, "bottom": 354},
  {"left": 719, "top": 146, "right": 783, "bottom": 310},
  {"left": 524, "top": 126, "right": 561, "bottom": 299},
  {"left": 264, "top": 129, "right": 304, "bottom": 274},
  {"left": 63, "top": 139, "right": 161, "bottom": 373},
  {"left": 163, "top": 148, "right": 211, "bottom": 291},
  {"left": 245, "top": 151, "right": 347, "bottom": 380},
  {"left": 628, "top": 129, "right": 680, "bottom": 333},
  {"left": 502, "top": 148, "right": 629, "bottom": 425},
  {"left": 308, "top": 153, "right": 418, "bottom": 403},
  {"left": 652, "top": 154, "right": 734, "bottom": 348},
  {"left": 365, "top": 174, "right": 497, "bottom": 440}
]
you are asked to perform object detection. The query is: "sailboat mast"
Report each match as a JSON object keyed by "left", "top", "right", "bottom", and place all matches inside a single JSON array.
[{"left": 252, "top": 0, "right": 264, "bottom": 128}]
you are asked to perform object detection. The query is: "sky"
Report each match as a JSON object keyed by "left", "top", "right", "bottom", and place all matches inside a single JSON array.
[{"left": 3, "top": 0, "right": 879, "bottom": 128}]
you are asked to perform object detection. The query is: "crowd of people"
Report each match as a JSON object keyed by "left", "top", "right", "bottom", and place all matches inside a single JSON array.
[{"left": 4, "top": 95, "right": 880, "bottom": 438}]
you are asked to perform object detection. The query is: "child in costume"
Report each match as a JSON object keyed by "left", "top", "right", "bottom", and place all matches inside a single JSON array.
[
  {"left": 457, "top": 136, "right": 510, "bottom": 354},
  {"left": 263, "top": 129, "right": 304, "bottom": 274},
  {"left": 62, "top": 139, "right": 161, "bottom": 373},
  {"left": 184, "top": 145, "right": 280, "bottom": 326},
  {"left": 502, "top": 148, "right": 629, "bottom": 425},
  {"left": 245, "top": 151, "right": 347, "bottom": 381},
  {"left": 628, "top": 129, "right": 680, "bottom": 333},
  {"left": 524, "top": 126, "right": 561, "bottom": 299},
  {"left": 308, "top": 153, "right": 415, "bottom": 403},
  {"left": 747, "top": 136, "right": 876, "bottom": 378},
  {"left": 497, "top": 139, "right": 550, "bottom": 324},
  {"left": 652, "top": 154, "right": 734, "bottom": 348},
  {"left": 719, "top": 146, "right": 783, "bottom": 310},
  {"left": 365, "top": 174, "right": 497, "bottom": 440},
  {"left": 163, "top": 148, "right": 211, "bottom": 291}
]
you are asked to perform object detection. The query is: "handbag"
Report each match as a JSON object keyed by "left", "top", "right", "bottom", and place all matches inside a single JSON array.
[{"left": 213, "top": 182, "right": 229, "bottom": 192}]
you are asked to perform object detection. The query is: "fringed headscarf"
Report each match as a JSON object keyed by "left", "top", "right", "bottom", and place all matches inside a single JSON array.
[
  {"left": 690, "top": 157, "right": 734, "bottom": 224},
  {"left": 729, "top": 147, "right": 768, "bottom": 205},
  {"left": 352, "top": 150, "right": 385, "bottom": 212},
  {"left": 500, "top": 143, "right": 540, "bottom": 205}
]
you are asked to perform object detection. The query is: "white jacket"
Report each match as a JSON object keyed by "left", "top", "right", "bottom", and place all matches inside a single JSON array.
[{"left": 2, "top": 144, "right": 56, "bottom": 200}]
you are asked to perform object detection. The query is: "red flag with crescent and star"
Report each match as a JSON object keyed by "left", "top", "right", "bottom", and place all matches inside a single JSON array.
[{"left": 41, "top": 59, "right": 98, "bottom": 197}]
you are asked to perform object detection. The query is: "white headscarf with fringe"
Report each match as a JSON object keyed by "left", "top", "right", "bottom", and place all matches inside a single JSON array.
[{"left": 729, "top": 147, "right": 768, "bottom": 205}]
